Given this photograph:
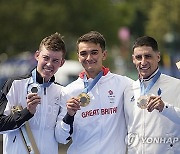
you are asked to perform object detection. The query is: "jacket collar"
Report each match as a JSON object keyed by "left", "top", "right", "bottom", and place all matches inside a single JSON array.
[
  {"left": 33, "top": 68, "right": 55, "bottom": 84},
  {"left": 79, "top": 66, "right": 109, "bottom": 79}
]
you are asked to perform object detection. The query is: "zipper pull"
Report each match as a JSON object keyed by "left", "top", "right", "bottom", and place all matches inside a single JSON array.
[
  {"left": 44, "top": 87, "right": 46, "bottom": 95},
  {"left": 43, "top": 78, "right": 46, "bottom": 95},
  {"left": 13, "top": 136, "right": 16, "bottom": 143}
]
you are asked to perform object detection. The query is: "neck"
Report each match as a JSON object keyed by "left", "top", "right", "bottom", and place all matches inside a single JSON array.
[
  {"left": 139, "top": 68, "right": 159, "bottom": 81},
  {"left": 85, "top": 70, "right": 101, "bottom": 79}
]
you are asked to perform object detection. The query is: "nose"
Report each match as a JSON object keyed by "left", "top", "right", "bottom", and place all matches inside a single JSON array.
[
  {"left": 141, "top": 56, "right": 147, "bottom": 65},
  {"left": 86, "top": 53, "right": 92, "bottom": 61},
  {"left": 46, "top": 60, "right": 53, "bottom": 66}
]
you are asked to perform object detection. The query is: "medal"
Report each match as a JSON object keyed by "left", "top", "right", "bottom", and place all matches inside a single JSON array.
[
  {"left": 27, "top": 83, "right": 41, "bottom": 94},
  {"left": 78, "top": 93, "right": 90, "bottom": 107},
  {"left": 137, "top": 95, "right": 148, "bottom": 109}
]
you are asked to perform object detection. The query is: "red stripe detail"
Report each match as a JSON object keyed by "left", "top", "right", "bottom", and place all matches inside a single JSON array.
[{"left": 79, "top": 66, "right": 109, "bottom": 79}]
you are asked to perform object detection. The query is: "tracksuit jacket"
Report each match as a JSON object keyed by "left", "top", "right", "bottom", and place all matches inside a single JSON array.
[
  {"left": 55, "top": 68, "right": 132, "bottom": 154},
  {"left": 0, "top": 69, "right": 64, "bottom": 154},
  {"left": 124, "top": 71, "right": 180, "bottom": 154}
]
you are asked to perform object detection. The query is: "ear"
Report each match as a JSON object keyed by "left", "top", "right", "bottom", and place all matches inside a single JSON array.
[
  {"left": 77, "top": 52, "right": 81, "bottom": 62},
  {"left": 60, "top": 59, "right": 65, "bottom": 67},
  {"left": 34, "top": 50, "right": 40, "bottom": 61},
  {"left": 102, "top": 51, "right": 107, "bottom": 61},
  {"left": 132, "top": 54, "right": 136, "bottom": 65},
  {"left": 157, "top": 52, "right": 161, "bottom": 62}
]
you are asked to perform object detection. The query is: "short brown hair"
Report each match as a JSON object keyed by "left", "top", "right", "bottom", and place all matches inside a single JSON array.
[
  {"left": 133, "top": 36, "right": 158, "bottom": 52},
  {"left": 39, "top": 32, "right": 66, "bottom": 57},
  {"left": 76, "top": 31, "right": 106, "bottom": 51}
]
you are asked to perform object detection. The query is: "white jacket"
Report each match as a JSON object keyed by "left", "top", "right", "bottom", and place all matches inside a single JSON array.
[
  {"left": 55, "top": 70, "right": 132, "bottom": 154},
  {"left": 124, "top": 73, "right": 180, "bottom": 154},
  {"left": 0, "top": 69, "right": 64, "bottom": 154}
]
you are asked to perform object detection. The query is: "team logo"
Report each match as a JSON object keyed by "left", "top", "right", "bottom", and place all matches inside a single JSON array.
[
  {"left": 157, "top": 88, "right": 162, "bottom": 96},
  {"left": 130, "top": 96, "right": 135, "bottom": 102},
  {"left": 108, "top": 90, "right": 113, "bottom": 95},
  {"left": 108, "top": 90, "right": 115, "bottom": 103}
]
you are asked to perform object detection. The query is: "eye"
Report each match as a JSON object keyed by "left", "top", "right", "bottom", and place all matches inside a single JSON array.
[
  {"left": 91, "top": 50, "right": 98, "bottom": 55},
  {"left": 135, "top": 55, "right": 142, "bottom": 60},
  {"left": 79, "top": 51, "right": 87, "bottom": 57},
  {"left": 144, "top": 54, "right": 152, "bottom": 59},
  {"left": 43, "top": 56, "right": 49, "bottom": 61},
  {"left": 53, "top": 59, "right": 60, "bottom": 63}
]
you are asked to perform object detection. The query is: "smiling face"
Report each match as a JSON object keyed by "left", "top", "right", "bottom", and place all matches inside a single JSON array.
[
  {"left": 78, "top": 42, "right": 107, "bottom": 78},
  {"left": 35, "top": 45, "right": 64, "bottom": 82},
  {"left": 132, "top": 46, "right": 160, "bottom": 79}
]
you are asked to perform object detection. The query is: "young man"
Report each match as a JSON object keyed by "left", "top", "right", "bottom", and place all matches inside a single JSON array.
[
  {"left": 124, "top": 36, "right": 180, "bottom": 153},
  {"left": 55, "top": 31, "right": 132, "bottom": 154},
  {"left": 0, "top": 33, "right": 66, "bottom": 154}
]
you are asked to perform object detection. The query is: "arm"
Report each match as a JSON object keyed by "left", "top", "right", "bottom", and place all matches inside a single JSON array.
[
  {"left": 55, "top": 89, "right": 80, "bottom": 144},
  {"left": 147, "top": 95, "right": 180, "bottom": 125},
  {"left": 160, "top": 103, "right": 180, "bottom": 125},
  {"left": 0, "top": 79, "right": 34, "bottom": 133}
]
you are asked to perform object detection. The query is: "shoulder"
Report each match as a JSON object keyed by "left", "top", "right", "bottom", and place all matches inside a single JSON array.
[
  {"left": 160, "top": 73, "right": 180, "bottom": 83},
  {"left": 62, "top": 78, "right": 83, "bottom": 94},
  {"left": 109, "top": 72, "right": 133, "bottom": 84},
  {"left": 1, "top": 73, "right": 31, "bottom": 95}
]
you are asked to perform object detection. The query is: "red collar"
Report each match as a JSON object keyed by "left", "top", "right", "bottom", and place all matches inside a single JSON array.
[{"left": 79, "top": 66, "right": 109, "bottom": 79}]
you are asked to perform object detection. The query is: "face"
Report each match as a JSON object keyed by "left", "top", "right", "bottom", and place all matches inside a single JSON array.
[
  {"left": 78, "top": 42, "right": 107, "bottom": 78},
  {"left": 35, "top": 45, "right": 65, "bottom": 82},
  {"left": 132, "top": 46, "right": 160, "bottom": 79}
]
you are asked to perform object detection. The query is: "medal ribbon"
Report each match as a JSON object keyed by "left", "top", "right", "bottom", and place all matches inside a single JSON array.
[
  {"left": 82, "top": 71, "right": 103, "bottom": 93},
  {"left": 140, "top": 70, "right": 161, "bottom": 95}
]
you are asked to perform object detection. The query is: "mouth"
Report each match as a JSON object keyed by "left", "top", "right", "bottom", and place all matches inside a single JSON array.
[
  {"left": 86, "top": 60, "right": 96, "bottom": 65},
  {"left": 43, "top": 67, "right": 53, "bottom": 74},
  {"left": 139, "top": 66, "right": 150, "bottom": 71}
]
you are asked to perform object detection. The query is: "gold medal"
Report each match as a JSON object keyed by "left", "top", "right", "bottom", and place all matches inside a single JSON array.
[
  {"left": 137, "top": 95, "right": 148, "bottom": 109},
  {"left": 78, "top": 93, "right": 90, "bottom": 107}
]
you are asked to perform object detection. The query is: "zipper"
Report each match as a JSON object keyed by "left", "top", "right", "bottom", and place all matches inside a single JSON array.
[{"left": 13, "top": 135, "right": 16, "bottom": 143}]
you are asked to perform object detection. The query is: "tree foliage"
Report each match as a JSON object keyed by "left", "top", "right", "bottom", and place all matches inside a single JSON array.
[{"left": 0, "top": 0, "right": 180, "bottom": 57}]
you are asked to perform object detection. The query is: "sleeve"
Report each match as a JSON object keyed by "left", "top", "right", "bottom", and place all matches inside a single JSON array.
[
  {"left": 0, "top": 79, "right": 33, "bottom": 133},
  {"left": 55, "top": 87, "right": 74, "bottom": 144},
  {"left": 160, "top": 81, "right": 180, "bottom": 125},
  {"left": 123, "top": 76, "right": 134, "bottom": 130},
  {"left": 161, "top": 102, "right": 180, "bottom": 125}
]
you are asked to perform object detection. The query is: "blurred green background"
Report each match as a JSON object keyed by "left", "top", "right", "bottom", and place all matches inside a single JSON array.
[
  {"left": 0, "top": 0, "right": 180, "bottom": 79},
  {"left": 0, "top": 0, "right": 180, "bottom": 153}
]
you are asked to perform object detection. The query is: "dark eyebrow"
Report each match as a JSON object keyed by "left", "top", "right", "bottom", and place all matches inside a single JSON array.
[{"left": 79, "top": 49, "right": 99, "bottom": 53}]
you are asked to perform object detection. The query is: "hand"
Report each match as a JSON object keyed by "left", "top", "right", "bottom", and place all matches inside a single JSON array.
[
  {"left": 66, "top": 97, "right": 80, "bottom": 116},
  {"left": 26, "top": 93, "right": 41, "bottom": 114},
  {"left": 147, "top": 95, "right": 164, "bottom": 112}
]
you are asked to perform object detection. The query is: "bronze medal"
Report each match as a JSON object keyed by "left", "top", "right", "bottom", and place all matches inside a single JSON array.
[
  {"left": 137, "top": 95, "right": 148, "bottom": 109},
  {"left": 78, "top": 93, "right": 90, "bottom": 107}
]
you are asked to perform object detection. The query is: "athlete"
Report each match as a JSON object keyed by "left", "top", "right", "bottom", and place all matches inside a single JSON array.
[
  {"left": 124, "top": 36, "right": 180, "bottom": 153},
  {"left": 55, "top": 31, "right": 132, "bottom": 154},
  {"left": 0, "top": 33, "right": 66, "bottom": 154}
]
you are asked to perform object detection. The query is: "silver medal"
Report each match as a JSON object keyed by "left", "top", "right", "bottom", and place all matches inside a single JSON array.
[{"left": 27, "top": 83, "right": 41, "bottom": 94}]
